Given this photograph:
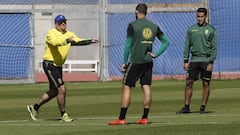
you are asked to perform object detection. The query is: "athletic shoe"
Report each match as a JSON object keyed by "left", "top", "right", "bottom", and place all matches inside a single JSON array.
[
  {"left": 60, "top": 113, "right": 73, "bottom": 122},
  {"left": 137, "top": 118, "right": 148, "bottom": 124},
  {"left": 176, "top": 107, "right": 190, "bottom": 114},
  {"left": 108, "top": 119, "right": 126, "bottom": 125},
  {"left": 200, "top": 106, "right": 206, "bottom": 114},
  {"left": 27, "top": 105, "right": 38, "bottom": 121}
]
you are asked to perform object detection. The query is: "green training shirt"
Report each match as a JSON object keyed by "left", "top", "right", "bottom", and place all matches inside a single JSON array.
[
  {"left": 123, "top": 18, "right": 169, "bottom": 64},
  {"left": 183, "top": 23, "right": 217, "bottom": 64}
]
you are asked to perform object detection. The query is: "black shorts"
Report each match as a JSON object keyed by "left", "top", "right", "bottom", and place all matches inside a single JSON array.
[
  {"left": 122, "top": 62, "right": 153, "bottom": 87},
  {"left": 187, "top": 62, "right": 212, "bottom": 81},
  {"left": 43, "top": 60, "right": 64, "bottom": 90}
]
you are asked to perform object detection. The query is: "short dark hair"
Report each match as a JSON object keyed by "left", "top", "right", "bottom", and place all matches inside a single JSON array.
[
  {"left": 197, "top": 8, "right": 208, "bottom": 16},
  {"left": 136, "top": 3, "right": 148, "bottom": 15}
]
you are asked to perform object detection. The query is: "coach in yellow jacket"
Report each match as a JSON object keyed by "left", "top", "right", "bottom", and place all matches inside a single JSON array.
[{"left": 27, "top": 15, "right": 98, "bottom": 122}]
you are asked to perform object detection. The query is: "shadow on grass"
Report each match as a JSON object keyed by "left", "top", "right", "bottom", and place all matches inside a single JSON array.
[
  {"left": 189, "top": 111, "right": 216, "bottom": 114},
  {"left": 126, "top": 122, "right": 154, "bottom": 125},
  {"left": 40, "top": 118, "right": 61, "bottom": 121}
]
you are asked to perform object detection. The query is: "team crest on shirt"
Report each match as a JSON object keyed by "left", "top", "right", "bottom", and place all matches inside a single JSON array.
[
  {"left": 205, "top": 30, "right": 209, "bottom": 35},
  {"left": 143, "top": 27, "right": 153, "bottom": 39}
]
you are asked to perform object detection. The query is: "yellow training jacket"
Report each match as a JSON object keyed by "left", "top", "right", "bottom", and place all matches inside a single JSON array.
[{"left": 43, "top": 28, "right": 81, "bottom": 67}]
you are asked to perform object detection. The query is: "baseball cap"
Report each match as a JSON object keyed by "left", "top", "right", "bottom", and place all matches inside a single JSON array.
[{"left": 55, "top": 15, "right": 67, "bottom": 23}]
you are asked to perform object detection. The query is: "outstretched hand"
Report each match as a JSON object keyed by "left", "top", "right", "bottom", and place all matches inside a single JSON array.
[{"left": 91, "top": 39, "right": 100, "bottom": 43}]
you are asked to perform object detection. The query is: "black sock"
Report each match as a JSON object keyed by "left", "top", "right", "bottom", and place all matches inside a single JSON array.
[
  {"left": 142, "top": 108, "right": 150, "bottom": 119},
  {"left": 34, "top": 104, "right": 40, "bottom": 111},
  {"left": 200, "top": 105, "right": 205, "bottom": 110},
  {"left": 118, "top": 107, "right": 127, "bottom": 120},
  {"left": 61, "top": 111, "right": 66, "bottom": 116},
  {"left": 184, "top": 104, "right": 189, "bottom": 109}
]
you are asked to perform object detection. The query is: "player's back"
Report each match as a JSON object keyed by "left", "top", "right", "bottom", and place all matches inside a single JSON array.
[{"left": 129, "top": 18, "right": 158, "bottom": 64}]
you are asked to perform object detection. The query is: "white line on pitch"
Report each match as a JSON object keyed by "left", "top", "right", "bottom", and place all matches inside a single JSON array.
[
  {"left": 0, "top": 114, "right": 239, "bottom": 124},
  {"left": 0, "top": 121, "right": 236, "bottom": 127},
  {"left": 74, "top": 114, "right": 240, "bottom": 120}
]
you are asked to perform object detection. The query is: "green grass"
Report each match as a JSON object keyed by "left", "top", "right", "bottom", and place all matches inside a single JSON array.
[{"left": 0, "top": 80, "right": 240, "bottom": 135}]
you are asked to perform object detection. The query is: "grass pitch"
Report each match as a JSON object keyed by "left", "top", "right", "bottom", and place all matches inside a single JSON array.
[{"left": 0, "top": 80, "right": 239, "bottom": 135}]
